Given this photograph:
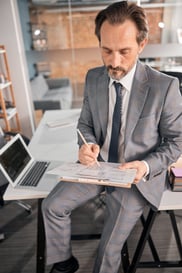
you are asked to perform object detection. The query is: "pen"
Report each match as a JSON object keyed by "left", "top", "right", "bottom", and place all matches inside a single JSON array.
[{"left": 77, "top": 129, "right": 100, "bottom": 167}]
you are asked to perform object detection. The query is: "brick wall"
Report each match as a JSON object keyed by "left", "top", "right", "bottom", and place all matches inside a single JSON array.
[{"left": 30, "top": 7, "right": 163, "bottom": 97}]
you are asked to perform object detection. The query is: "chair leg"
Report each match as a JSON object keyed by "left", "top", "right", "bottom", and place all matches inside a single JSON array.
[
  {"left": 121, "top": 242, "right": 130, "bottom": 273},
  {"left": 15, "top": 200, "right": 32, "bottom": 213},
  {"left": 128, "top": 208, "right": 157, "bottom": 273},
  {"left": 0, "top": 233, "right": 5, "bottom": 241},
  {"left": 0, "top": 196, "right": 4, "bottom": 207},
  {"left": 167, "top": 210, "right": 182, "bottom": 260},
  {"left": 140, "top": 213, "right": 160, "bottom": 262}
]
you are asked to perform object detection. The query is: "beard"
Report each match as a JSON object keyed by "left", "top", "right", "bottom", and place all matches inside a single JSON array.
[{"left": 106, "top": 65, "right": 127, "bottom": 80}]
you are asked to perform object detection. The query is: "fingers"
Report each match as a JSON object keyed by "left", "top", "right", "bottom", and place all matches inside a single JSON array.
[
  {"left": 119, "top": 161, "right": 147, "bottom": 184},
  {"left": 92, "top": 144, "right": 100, "bottom": 157},
  {"left": 79, "top": 143, "right": 100, "bottom": 166}
]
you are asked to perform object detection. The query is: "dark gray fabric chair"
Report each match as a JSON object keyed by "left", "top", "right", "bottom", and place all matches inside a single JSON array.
[{"left": 30, "top": 74, "right": 73, "bottom": 112}]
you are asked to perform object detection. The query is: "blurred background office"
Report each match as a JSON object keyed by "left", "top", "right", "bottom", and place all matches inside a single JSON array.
[{"left": 20, "top": 0, "right": 182, "bottom": 107}]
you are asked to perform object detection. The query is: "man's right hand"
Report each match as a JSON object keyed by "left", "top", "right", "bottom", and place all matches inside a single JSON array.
[{"left": 78, "top": 143, "right": 100, "bottom": 166}]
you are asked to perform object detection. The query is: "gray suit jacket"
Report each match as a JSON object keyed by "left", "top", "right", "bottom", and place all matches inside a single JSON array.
[{"left": 78, "top": 61, "right": 182, "bottom": 208}]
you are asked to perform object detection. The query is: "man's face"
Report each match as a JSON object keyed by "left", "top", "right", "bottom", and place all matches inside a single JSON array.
[{"left": 100, "top": 20, "right": 147, "bottom": 80}]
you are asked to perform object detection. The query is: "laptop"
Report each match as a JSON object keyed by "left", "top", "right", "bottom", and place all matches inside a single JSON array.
[{"left": 0, "top": 133, "right": 59, "bottom": 191}]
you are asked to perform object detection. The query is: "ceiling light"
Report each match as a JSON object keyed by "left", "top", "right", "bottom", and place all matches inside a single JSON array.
[
  {"left": 34, "top": 29, "right": 41, "bottom": 35},
  {"left": 158, "top": 22, "right": 165, "bottom": 29}
]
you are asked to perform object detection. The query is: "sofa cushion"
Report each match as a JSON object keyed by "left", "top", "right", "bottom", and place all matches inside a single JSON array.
[
  {"left": 43, "top": 87, "right": 72, "bottom": 109},
  {"left": 30, "top": 74, "right": 49, "bottom": 100}
]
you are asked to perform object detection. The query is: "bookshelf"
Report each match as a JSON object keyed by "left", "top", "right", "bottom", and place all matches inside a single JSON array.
[{"left": 0, "top": 45, "right": 21, "bottom": 132}]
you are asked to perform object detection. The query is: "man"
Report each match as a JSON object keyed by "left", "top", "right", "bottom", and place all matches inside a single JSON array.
[{"left": 42, "top": 2, "right": 182, "bottom": 273}]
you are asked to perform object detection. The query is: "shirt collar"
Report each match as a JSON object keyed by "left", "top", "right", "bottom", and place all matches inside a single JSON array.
[{"left": 109, "top": 63, "right": 137, "bottom": 92}]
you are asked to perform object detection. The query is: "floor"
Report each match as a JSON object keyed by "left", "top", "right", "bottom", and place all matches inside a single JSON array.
[{"left": 0, "top": 196, "right": 182, "bottom": 273}]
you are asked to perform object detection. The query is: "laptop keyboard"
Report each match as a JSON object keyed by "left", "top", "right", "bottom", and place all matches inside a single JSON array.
[{"left": 19, "top": 161, "right": 50, "bottom": 187}]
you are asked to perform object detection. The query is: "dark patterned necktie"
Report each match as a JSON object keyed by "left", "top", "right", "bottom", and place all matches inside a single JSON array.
[{"left": 108, "top": 82, "right": 122, "bottom": 163}]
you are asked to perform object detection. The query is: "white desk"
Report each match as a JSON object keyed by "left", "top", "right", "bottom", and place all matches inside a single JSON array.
[
  {"left": 4, "top": 109, "right": 81, "bottom": 201},
  {"left": 29, "top": 108, "right": 81, "bottom": 162},
  {"left": 3, "top": 108, "right": 182, "bottom": 273},
  {"left": 3, "top": 109, "right": 81, "bottom": 273},
  {"left": 4, "top": 108, "right": 182, "bottom": 209}
]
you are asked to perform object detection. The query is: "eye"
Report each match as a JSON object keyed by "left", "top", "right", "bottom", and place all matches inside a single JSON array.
[
  {"left": 102, "top": 48, "right": 112, "bottom": 54},
  {"left": 119, "top": 49, "right": 130, "bottom": 55}
]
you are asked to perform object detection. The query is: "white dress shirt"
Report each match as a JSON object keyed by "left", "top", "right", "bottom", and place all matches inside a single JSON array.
[
  {"left": 100, "top": 64, "right": 149, "bottom": 177},
  {"left": 100, "top": 64, "right": 136, "bottom": 162}
]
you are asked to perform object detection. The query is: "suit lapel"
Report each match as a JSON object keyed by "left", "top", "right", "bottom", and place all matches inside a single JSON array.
[
  {"left": 124, "top": 62, "right": 150, "bottom": 152},
  {"left": 97, "top": 69, "right": 110, "bottom": 139}
]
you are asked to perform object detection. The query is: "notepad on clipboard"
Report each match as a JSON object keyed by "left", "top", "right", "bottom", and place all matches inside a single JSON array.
[{"left": 47, "top": 162, "right": 137, "bottom": 188}]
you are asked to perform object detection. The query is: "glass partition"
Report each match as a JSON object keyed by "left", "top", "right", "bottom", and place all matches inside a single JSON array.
[{"left": 19, "top": 0, "right": 182, "bottom": 109}]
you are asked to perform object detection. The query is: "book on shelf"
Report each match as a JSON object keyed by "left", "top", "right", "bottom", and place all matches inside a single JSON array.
[
  {"left": 0, "top": 81, "right": 11, "bottom": 89},
  {"left": 0, "top": 107, "right": 16, "bottom": 116}
]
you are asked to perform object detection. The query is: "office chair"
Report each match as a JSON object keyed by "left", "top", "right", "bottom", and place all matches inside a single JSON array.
[{"left": 160, "top": 71, "right": 182, "bottom": 95}]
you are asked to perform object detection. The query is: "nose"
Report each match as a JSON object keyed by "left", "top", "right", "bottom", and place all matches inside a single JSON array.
[{"left": 110, "top": 52, "right": 122, "bottom": 68}]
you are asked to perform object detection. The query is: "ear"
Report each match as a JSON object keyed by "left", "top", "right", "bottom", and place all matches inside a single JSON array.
[{"left": 138, "top": 38, "right": 148, "bottom": 54}]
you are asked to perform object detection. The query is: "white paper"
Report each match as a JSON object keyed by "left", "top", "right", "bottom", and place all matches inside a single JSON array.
[{"left": 46, "top": 120, "right": 76, "bottom": 128}]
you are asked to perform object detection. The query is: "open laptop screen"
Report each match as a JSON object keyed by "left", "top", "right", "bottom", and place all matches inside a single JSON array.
[{"left": 0, "top": 138, "right": 31, "bottom": 183}]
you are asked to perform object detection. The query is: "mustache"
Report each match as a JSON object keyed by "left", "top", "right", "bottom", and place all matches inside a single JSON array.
[{"left": 107, "top": 65, "right": 125, "bottom": 72}]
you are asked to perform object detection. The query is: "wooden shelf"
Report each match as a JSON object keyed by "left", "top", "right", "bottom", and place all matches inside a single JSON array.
[
  {"left": 0, "top": 45, "right": 21, "bottom": 132},
  {"left": 0, "top": 49, "right": 5, "bottom": 54},
  {"left": 0, "top": 81, "right": 11, "bottom": 89},
  {"left": 0, "top": 107, "right": 17, "bottom": 119}
]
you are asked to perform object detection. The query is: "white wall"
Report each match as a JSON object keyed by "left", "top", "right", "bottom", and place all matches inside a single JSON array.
[{"left": 0, "top": 0, "right": 35, "bottom": 138}]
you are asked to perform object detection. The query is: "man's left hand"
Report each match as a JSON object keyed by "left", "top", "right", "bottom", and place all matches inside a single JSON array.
[{"left": 119, "top": 160, "right": 147, "bottom": 184}]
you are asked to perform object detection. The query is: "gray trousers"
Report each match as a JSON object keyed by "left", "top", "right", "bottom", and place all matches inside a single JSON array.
[{"left": 42, "top": 182, "right": 148, "bottom": 273}]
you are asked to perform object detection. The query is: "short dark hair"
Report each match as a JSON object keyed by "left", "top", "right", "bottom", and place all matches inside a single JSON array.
[{"left": 95, "top": 1, "right": 149, "bottom": 44}]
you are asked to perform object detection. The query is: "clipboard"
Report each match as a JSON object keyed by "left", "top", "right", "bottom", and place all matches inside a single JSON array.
[
  {"left": 47, "top": 162, "right": 137, "bottom": 188},
  {"left": 60, "top": 177, "right": 132, "bottom": 188}
]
